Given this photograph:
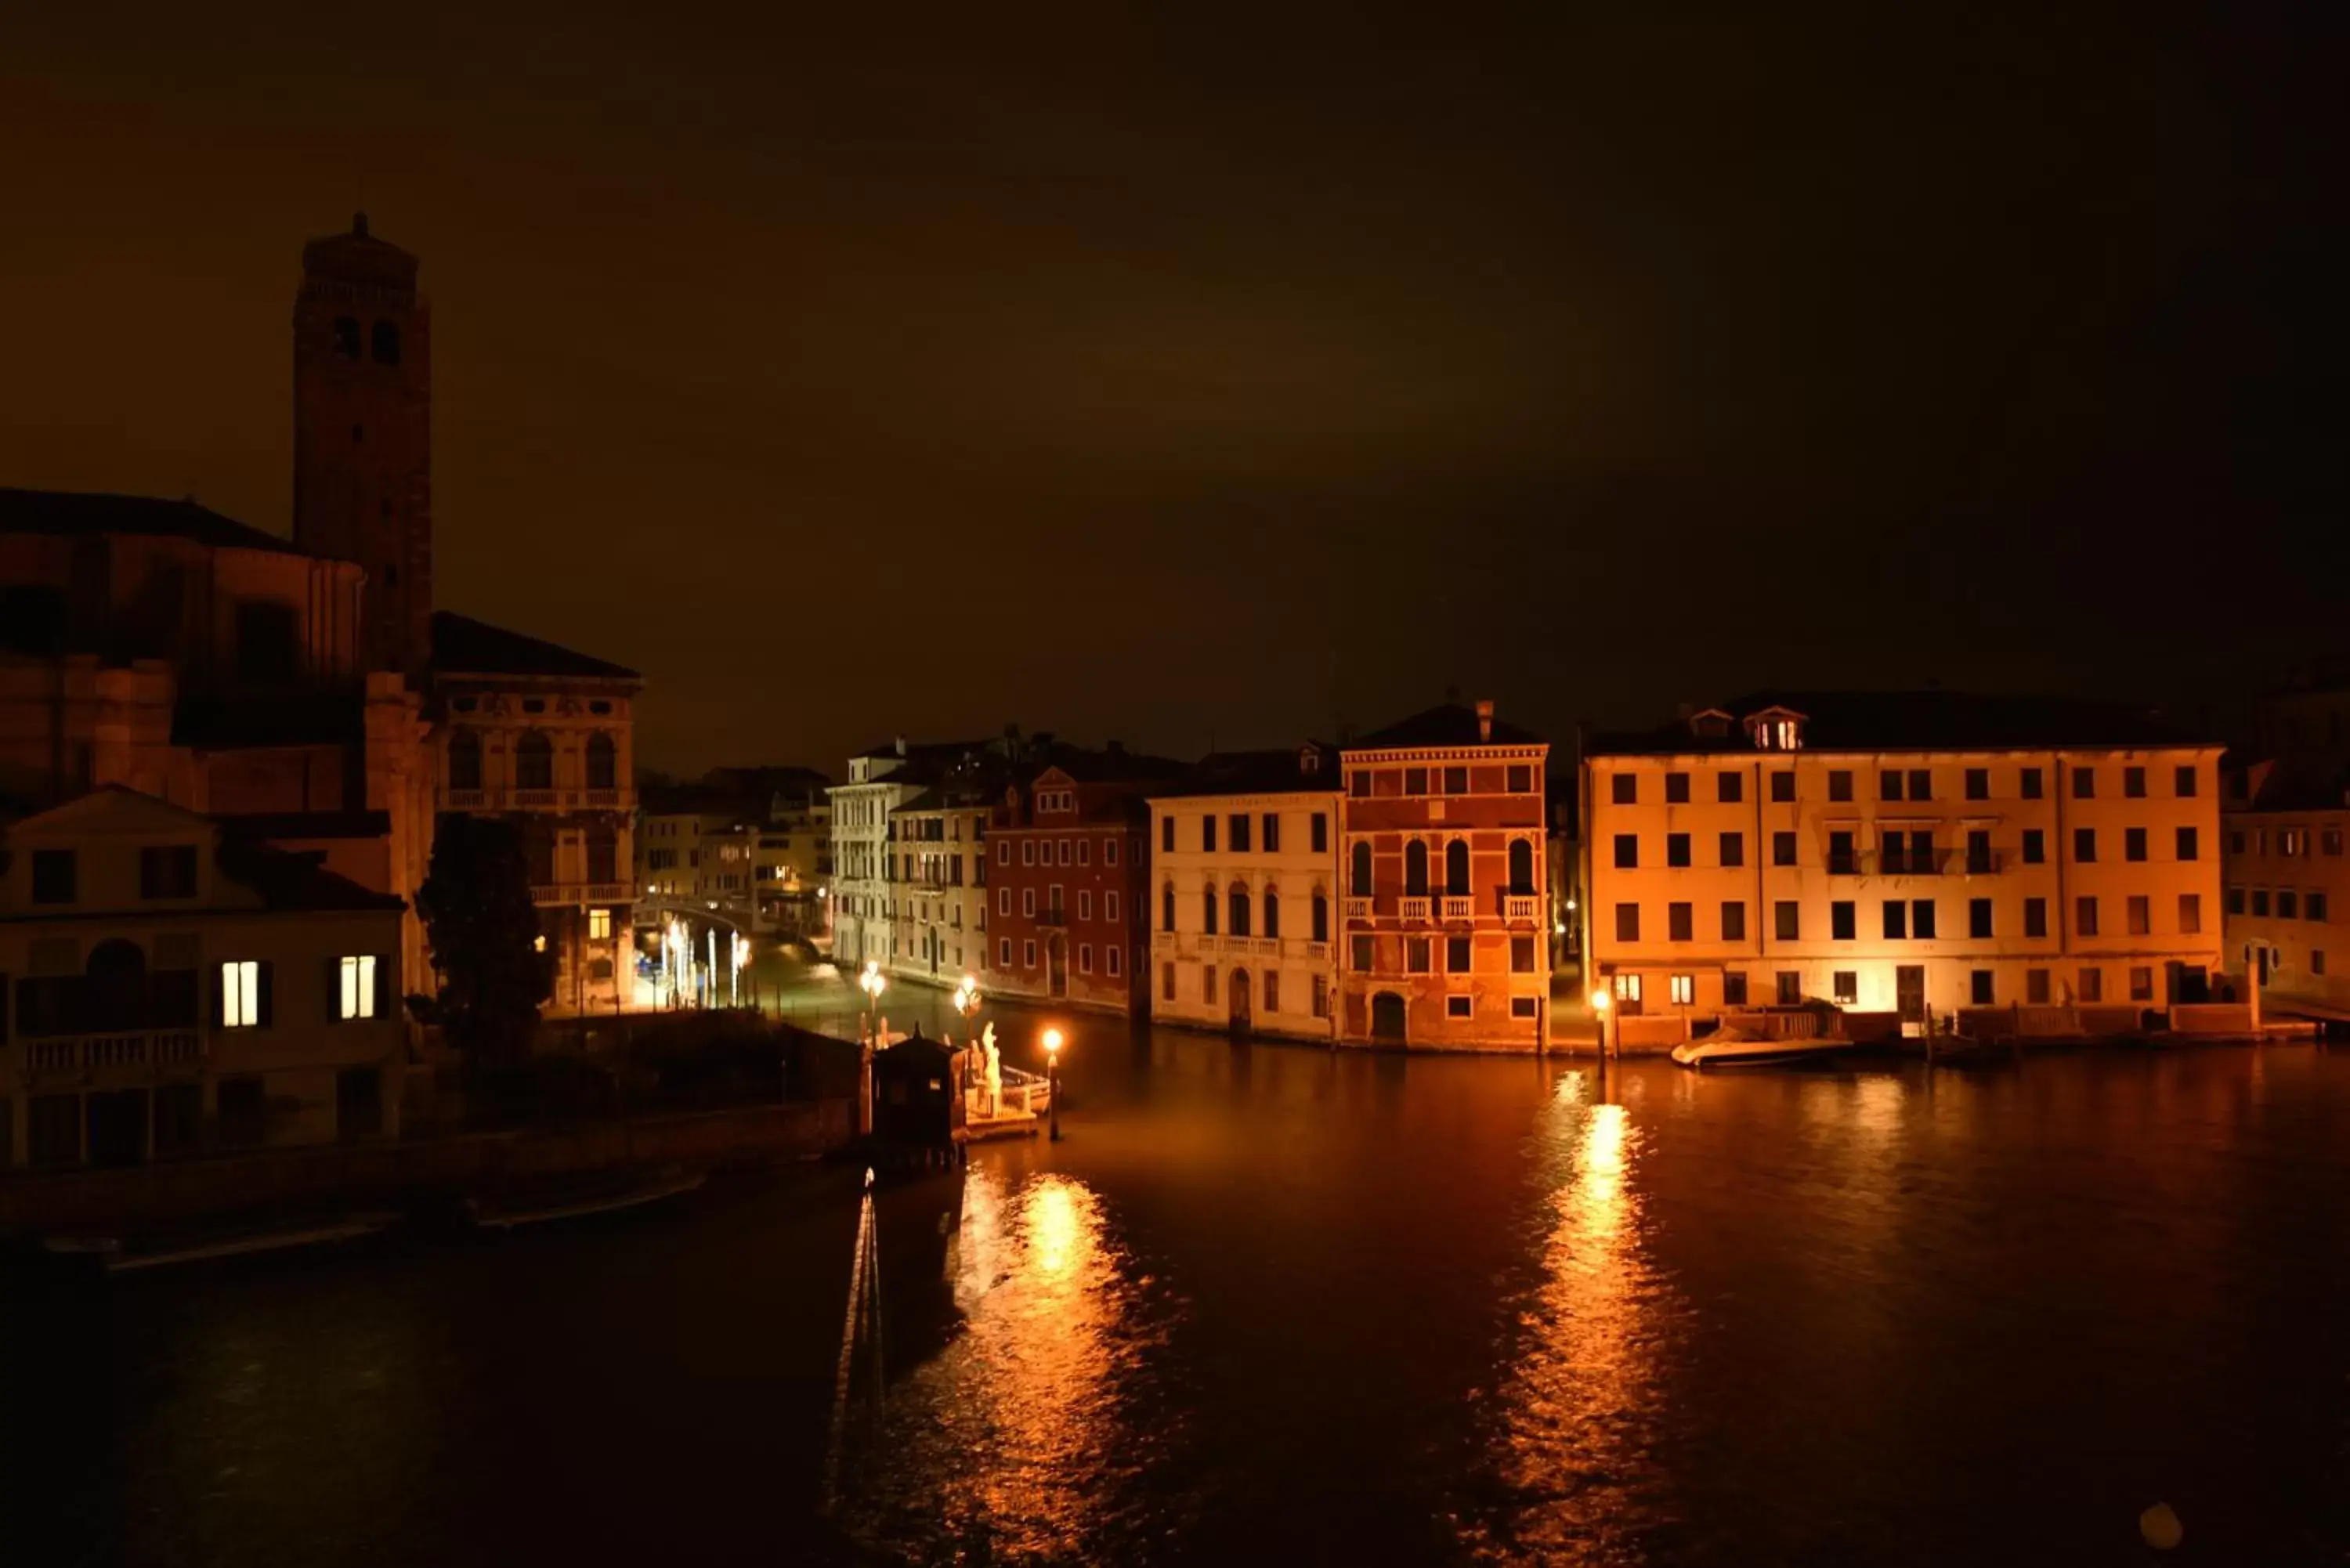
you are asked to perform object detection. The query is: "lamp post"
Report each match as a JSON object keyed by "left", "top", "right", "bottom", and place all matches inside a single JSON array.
[
  {"left": 1043, "top": 1026, "right": 1064, "bottom": 1141},
  {"left": 859, "top": 959, "right": 887, "bottom": 1044},
  {"left": 1590, "top": 984, "right": 1614, "bottom": 1060}
]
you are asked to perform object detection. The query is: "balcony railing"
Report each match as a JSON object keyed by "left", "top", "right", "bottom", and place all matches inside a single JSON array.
[
  {"left": 1502, "top": 894, "right": 1539, "bottom": 923},
  {"left": 20, "top": 1030, "right": 204, "bottom": 1084},
  {"left": 438, "top": 786, "right": 637, "bottom": 815},
  {"left": 1964, "top": 850, "right": 2003, "bottom": 875},
  {"left": 1441, "top": 896, "right": 1473, "bottom": 920},
  {"left": 1039, "top": 905, "right": 1068, "bottom": 927},
  {"left": 1876, "top": 848, "right": 1954, "bottom": 876},
  {"left": 1345, "top": 898, "right": 1372, "bottom": 920},
  {"left": 534, "top": 882, "right": 634, "bottom": 908},
  {"left": 1401, "top": 897, "right": 1431, "bottom": 923}
]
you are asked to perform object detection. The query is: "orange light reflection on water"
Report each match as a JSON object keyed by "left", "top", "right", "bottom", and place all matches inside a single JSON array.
[
  {"left": 848, "top": 1165, "right": 1172, "bottom": 1560},
  {"left": 1465, "top": 1072, "right": 1679, "bottom": 1563}
]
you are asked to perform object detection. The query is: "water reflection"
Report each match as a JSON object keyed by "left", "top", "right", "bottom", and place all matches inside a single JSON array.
[
  {"left": 1462, "top": 1069, "right": 1683, "bottom": 1564},
  {"left": 846, "top": 1164, "right": 1182, "bottom": 1562}
]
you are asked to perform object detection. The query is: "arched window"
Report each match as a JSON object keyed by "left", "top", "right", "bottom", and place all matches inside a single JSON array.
[
  {"left": 85, "top": 938, "right": 147, "bottom": 1032},
  {"left": 332, "top": 316, "right": 361, "bottom": 358},
  {"left": 1228, "top": 883, "right": 1251, "bottom": 938},
  {"left": 1162, "top": 883, "right": 1177, "bottom": 932},
  {"left": 372, "top": 320, "right": 402, "bottom": 366},
  {"left": 1311, "top": 891, "right": 1329, "bottom": 943},
  {"left": 1350, "top": 841, "right": 1372, "bottom": 898},
  {"left": 1405, "top": 840, "right": 1430, "bottom": 898},
  {"left": 448, "top": 729, "right": 483, "bottom": 790},
  {"left": 1445, "top": 838, "right": 1470, "bottom": 896},
  {"left": 1263, "top": 887, "right": 1281, "bottom": 939},
  {"left": 1203, "top": 885, "right": 1219, "bottom": 936},
  {"left": 516, "top": 732, "right": 554, "bottom": 790},
  {"left": 586, "top": 732, "right": 616, "bottom": 789},
  {"left": 1509, "top": 838, "right": 1536, "bottom": 895}
]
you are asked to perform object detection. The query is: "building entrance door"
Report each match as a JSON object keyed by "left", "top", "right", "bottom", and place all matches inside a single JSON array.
[
  {"left": 1896, "top": 965, "right": 1927, "bottom": 1028},
  {"left": 86, "top": 1089, "right": 150, "bottom": 1168},
  {"left": 1229, "top": 970, "right": 1253, "bottom": 1033},
  {"left": 1371, "top": 992, "right": 1407, "bottom": 1043}
]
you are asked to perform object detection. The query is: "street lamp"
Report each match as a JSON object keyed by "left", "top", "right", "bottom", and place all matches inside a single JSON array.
[
  {"left": 1589, "top": 984, "right": 1614, "bottom": 1059},
  {"left": 1042, "top": 1026, "right": 1065, "bottom": 1141},
  {"left": 859, "top": 959, "right": 887, "bottom": 1043}
]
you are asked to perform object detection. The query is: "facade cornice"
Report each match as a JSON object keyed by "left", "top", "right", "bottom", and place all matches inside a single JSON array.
[{"left": 1342, "top": 745, "right": 1548, "bottom": 765}]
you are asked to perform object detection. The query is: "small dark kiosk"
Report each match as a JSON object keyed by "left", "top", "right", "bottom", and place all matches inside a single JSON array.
[{"left": 870, "top": 1029, "right": 964, "bottom": 1167}]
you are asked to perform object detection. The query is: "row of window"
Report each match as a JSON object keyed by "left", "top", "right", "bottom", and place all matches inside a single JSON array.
[
  {"left": 5, "top": 1067, "right": 387, "bottom": 1170},
  {"left": 1164, "top": 963, "right": 1332, "bottom": 1017},
  {"left": 1166, "top": 886, "right": 1332, "bottom": 941},
  {"left": 1345, "top": 934, "right": 1543, "bottom": 974},
  {"left": 1347, "top": 839, "right": 1541, "bottom": 898},
  {"left": 997, "top": 836, "right": 1122, "bottom": 869},
  {"left": 1610, "top": 762, "right": 2197, "bottom": 808},
  {"left": 5, "top": 954, "right": 386, "bottom": 1039},
  {"left": 1611, "top": 892, "right": 2205, "bottom": 945},
  {"left": 1618, "top": 964, "right": 2181, "bottom": 1010},
  {"left": 994, "top": 937, "right": 1129, "bottom": 977},
  {"left": 447, "top": 730, "right": 618, "bottom": 791},
  {"left": 19, "top": 845, "right": 201, "bottom": 906},
  {"left": 1347, "top": 764, "right": 1538, "bottom": 797},
  {"left": 2226, "top": 888, "right": 2333, "bottom": 922},
  {"left": 2229, "top": 826, "right": 2347, "bottom": 858},
  {"left": 1611, "top": 825, "right": 2200, "bottom": 872},
  {"left": 995, "top": 886, "right": 1124, "bottom": 923},
  {"left": 1160, "top": 811, "right": 1332, "bottom": 856}
]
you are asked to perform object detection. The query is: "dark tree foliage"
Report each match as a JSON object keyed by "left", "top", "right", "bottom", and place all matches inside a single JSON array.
[{"left": 415, "top": 814, "right": 550, "bottom": 1064}]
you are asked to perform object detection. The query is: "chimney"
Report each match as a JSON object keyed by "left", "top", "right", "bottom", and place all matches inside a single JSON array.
[
  {"left": 1476, "top": 699, "right": 1494, "bottom": 742},
  {"left": 894, "top": 735, "right": 908, "bottom": 757}
]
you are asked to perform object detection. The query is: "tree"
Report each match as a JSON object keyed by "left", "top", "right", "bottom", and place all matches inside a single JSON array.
[{"left": 415, "top": 815, "right": 550, "bottom": 1064}]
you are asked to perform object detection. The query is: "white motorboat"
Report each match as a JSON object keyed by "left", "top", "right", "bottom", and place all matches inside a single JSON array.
[{"left": 1670, "top": 1031, "right": 1856, "bottom": 1070}]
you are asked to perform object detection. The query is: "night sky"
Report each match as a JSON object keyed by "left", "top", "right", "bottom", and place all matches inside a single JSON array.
[{"left": 2, "top": 2, "right": 2337, "bottom": 772}]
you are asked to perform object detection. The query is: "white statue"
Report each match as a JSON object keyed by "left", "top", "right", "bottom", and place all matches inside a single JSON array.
[{"left": 982, "top": 1021, "right": 1002, "bottom": 1116}]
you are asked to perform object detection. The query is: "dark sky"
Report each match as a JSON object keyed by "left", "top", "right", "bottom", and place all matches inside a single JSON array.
[{"left": 2, "top": 2, "right": 2338, "bottom": 772}]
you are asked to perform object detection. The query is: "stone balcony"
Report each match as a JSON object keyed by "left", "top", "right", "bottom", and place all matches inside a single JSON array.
[{"left": 16, "top": 1029, "right": 205, "bottom": 1086}]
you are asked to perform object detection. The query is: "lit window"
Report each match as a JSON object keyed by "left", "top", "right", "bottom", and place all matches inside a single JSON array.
[
  {"left": 339, "top": 955, "right": 378, "bottom": 1021},
  {"left": 1669, "top": 974, "right": 1694, "bottom": 1005},
  {"left": 588, "top": 908, "right": 613, "bottom": 940},
  {"left": 221, "top": 959, "right": 262, "bottom": 1028}
]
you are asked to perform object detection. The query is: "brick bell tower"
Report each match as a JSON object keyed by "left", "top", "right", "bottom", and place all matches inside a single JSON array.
[{"left": 293, "top": 212, "right": 432, "bottom": 678}]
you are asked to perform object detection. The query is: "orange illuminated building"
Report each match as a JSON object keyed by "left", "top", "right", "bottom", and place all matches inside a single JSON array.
[
  {"left": 1338, "top": 702, "right": 1551, "bottom": 1050},
  {"left": 1582, "top": 693, "right": 2225, "bottom": 1034}
]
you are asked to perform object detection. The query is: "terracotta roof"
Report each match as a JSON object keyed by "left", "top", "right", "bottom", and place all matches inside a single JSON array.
[
  {"left": 1588, "top": 691, "right": 2211, "bottom": 757},
  {"left": 431, "top": 610, "right": 638, "bottom": 681},
  {"left": 0, "top": 488, "right": 306, "bottom": 556},
  {"left": 216, "top": 836, "right": 406, "bottom": 913},
  {"left": 1351, "top": 703, "right": 1544, "bottom": 749}
]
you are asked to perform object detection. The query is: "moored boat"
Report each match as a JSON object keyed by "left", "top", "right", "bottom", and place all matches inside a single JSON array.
[
  {"left": 45, "top": 1210, "right": 401, "bottom": 1273},
  {"left": 465, "top": 1165, "right": 705, "bottom": 1230},
  {"left": 1670, "top": 1032, "right": 1857, "bottom": 1070}
]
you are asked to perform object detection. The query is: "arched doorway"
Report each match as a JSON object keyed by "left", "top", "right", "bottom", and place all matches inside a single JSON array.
[
  {"left": 1371, "top": 991, "right": 1407, "bottom": 1043},
  {"left": 1229, "top": 968, "right": 1253, "bottom": 1032}
]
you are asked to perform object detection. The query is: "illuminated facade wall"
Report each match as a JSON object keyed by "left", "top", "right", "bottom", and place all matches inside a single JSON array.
[
  {"left": 884, "top": 798, "right": 989, "bottom": 985},
  {"left": 2222, "top": 807, "right": 2348, "bottom": 1012},
  {"left": 1147, "top": 786, "right": 1342, "bottom": 1042},
  {"left": 1585, "top": 733, "right": 2225, "bottom": 1024},
  {"left": 986, "top": 766, "right": 1151, "bottom": 1015},
  {"left": 1337, "top": 716, "right": 1551, "bottom": 1051}
]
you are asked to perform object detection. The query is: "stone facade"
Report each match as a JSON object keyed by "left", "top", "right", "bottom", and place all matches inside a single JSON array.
[{"left": 1339, "top": 703, "right": 1551, "bottom": 1050}]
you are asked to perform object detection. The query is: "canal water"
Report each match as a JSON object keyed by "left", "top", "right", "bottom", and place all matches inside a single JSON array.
[{"left": 10, "top": 982, "right": 2348, "bottom": 1566}]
